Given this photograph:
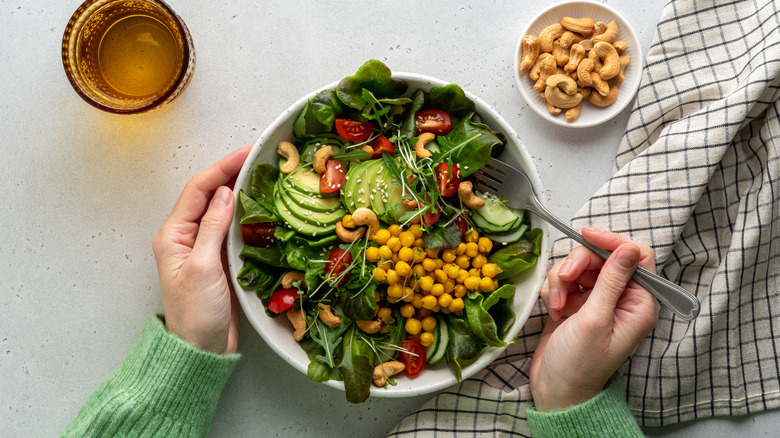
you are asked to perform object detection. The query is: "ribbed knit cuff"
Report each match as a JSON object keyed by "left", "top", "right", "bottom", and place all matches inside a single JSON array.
[{"left": 526, "top": 377, "right": 643, "bottom": 438}]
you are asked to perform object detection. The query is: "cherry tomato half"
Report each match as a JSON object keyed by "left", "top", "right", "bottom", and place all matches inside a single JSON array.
[
  {"left": 268, "top": 288, "right": 299, "bottom": 314},
  {"left": 241, "top": 223, "right": 277, "bottom": 247},
  {"left": 335, "top": 118, "right": 374, "bottom": 142},
  {"left": 421, "top": 205, "right": 441, "bottom": 226},
  {"left": 455, "top": 215, "right": 468, "bottom": 237},
  {"left": 415, "top": 109, "right": 452, "bottom": 136},
  {"left": 371, "top": 135, "right": 394, "bottom": 159},
  {"left": 320, "top": 160, "right": 346, "bottom": 193},
  {"left": 399, "top": 339, "right": 426, "bottom": 378},
  {"left": 325, "top": 248, "right": 353, "bottom": 286},
  {"left": 436, "top": 162, "right": 460, "bottom": 197}
]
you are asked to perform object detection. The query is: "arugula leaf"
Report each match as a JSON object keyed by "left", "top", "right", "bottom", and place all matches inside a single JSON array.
[
  {"left": 336, "top": 59, "right": 408, "bottom": 110},
  {"left": 238, "top": 189, "right": 277, "bottom": 224},
  {"left": 422, "top": 223, "right": 462, "bottom": 250},
  {"left": 338, "top": 326, "right": 375, "bottom": 403},
  {"left": 309, "top": 314, "right": 349, "bottom": 368},
  {"left": 429, "top": 84, "right": 475, "bottom": 117},
  {"left": 299, "top": 335, "right": 343, "bottom": 382},
  {"left": 487, "top": 228, "right": 543, "bottom": 280},
  {"left": 444, "top": 315, "right": 483, "bottom": 380},
  {"left": 435, "top": 113, "right": 503, "bottom": 178},
  {"left": 400, "top": 89, "right": 425, "bottom": 138}
]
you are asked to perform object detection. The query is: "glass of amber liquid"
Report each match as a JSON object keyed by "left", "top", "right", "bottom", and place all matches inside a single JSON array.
[{"left": 62, "top": 0, "right": 195, "bottom": 114}]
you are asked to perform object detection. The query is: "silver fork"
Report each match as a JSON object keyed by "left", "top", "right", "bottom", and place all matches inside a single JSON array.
[{"left": 473, "top": 158, "right": 700, "bottom": 321}]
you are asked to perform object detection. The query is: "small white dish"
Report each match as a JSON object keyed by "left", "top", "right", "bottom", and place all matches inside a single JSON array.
[
  {"left": 227, "top": 72, "right": 551, "bottom": 399},
  {"left": 514, "top": 0, "right": 643, "bottom": 128}
]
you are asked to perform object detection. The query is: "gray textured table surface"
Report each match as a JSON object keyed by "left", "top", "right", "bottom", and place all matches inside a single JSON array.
[{"left": 1, "top": 0, "right": 777, "bottom": 436}]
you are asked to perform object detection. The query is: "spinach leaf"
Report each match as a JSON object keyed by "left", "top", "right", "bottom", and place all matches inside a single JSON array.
[
  {"left": 250, "top": 162, "right": 279, "bottom": 209},
  {"left": 341, "top": 281, "right": 379, "bottom": 322},
  {"left": 435, "top": 113, "right": 503, "bottom": 178},
  {"left": 487, "top": 228, "right": 543, "bottom": 280},
  {"left": 299, "top": 335, "right": 343, "bottom": 383},
  {"left": 429, "top": 84, "right": 475, "bottom": 117},
  {"left": 283, "top": 234, "right": 339, "bottom": 291},
  {"left": 422, "top": 223, "right": 462, "bottom": 250},
  {"left": 236, "top": 258, "right": 278, "bottom": 295},
  {"left": 445, "top": 315, "right": 483, "bottom": 381},
  {"left": 464, "top": 284, "right": 516, "bottom": 347},
  {"left": 241, "top": 244, "right": 290, "bottom": 269},
  {"left": 274, "top": 226, "right": 296, "bottom": 243},
  {"left": 338, "top": 326, "right": 375, "bottom": 403},
  {"left": 293, "top": 90, "right": 346, "bottom": 138},
  {"left": 238, "top": 190, "right": 277, "bottom": 224},
  {"left": 400, "top": 89, "right": 425, "bottom": 138},
  {"left": 336, "top": 59, "right": 407, "bottom": 110}
]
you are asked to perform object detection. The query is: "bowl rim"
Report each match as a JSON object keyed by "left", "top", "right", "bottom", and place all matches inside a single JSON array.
[
  {"left": 513, "top": 0, "right": 643, "bottom": 128},
  {"left": 228, "top": 71, "right": 551, "bottom": 398}
]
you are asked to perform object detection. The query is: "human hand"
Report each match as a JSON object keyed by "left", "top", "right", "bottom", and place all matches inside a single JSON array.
[
  {"left": 528, "top": 227, "right": 659, "bottom": 411},
  {"left": 152, "top": 146, "right": 251, "bottom": 354}
]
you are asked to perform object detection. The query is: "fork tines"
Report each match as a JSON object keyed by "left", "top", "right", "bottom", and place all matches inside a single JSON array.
[{"left": 472, "top": 159, "right": 509, "bottom": 196}]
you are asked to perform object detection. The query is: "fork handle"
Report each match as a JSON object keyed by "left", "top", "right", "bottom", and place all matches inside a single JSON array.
[{"left": 529, "top": 199, "right": 700, "bottom": 321}]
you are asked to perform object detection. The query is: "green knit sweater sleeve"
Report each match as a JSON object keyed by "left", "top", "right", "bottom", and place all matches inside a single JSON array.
[
  {"left": 526, "top": 377, "right": 643, "bottom": 438},
  {"left": 63, "top": 314, "right": 240, "bottom": 438}
]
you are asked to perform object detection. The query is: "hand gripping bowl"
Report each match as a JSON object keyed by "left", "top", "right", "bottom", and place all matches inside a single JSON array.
[{"left": 227, "top": 72, "right": 551, "bottom": 398}]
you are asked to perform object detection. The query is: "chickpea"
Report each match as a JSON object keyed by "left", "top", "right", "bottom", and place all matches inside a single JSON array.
[
  {"left": 465, "top": 230, "right": 479, "bottom": 243},
  {"left": 420, "top": 332, "right": 435, "bottom": 347},
  {"left": 373, "top": 267, "right": 387, "bottom": 282},
  {"left": 402, "top": 288, "right": 416, "bottom": 303},
  {"left": 434, "top": 259, "right": 444, "bottom": 269},
  {"left": 374, "top": 229, "right": 391, "bottom": 245},
  {"left": 400, "top": 303, "right": 416, "bottom": 318},
  {"left": 449, "top": 297, "right": 465, "bottom": 313},
  {"left": 395, "top": 261, "right": 411, "bottom": 277},
  {"left": 341, "top": 214, "right": 356, "bottom": 228},
  {"left": 388, "top": 224, "right": 402, "bottom": 237},
  {"left": 465, "top": 242, "right": 479, "bottom": 257},
  {"left": 422, "top": 258, "right": 437, "bottom": 272},
  {"left": 453, "top": 284, "right": 467, "bottom": 298},
  {"left": 409, "top": 224, "right": 423, "bottom": 238},
  {"left": 421, "top": 316, "right": 437, "bottom": 332},
  {"left": 477, "top": 237, "right": 493, "bottom": 253},
  {"left": 378, "top": 307, "right": 394, "bottom": 324},
  {"left": 387, "top": 236, "right": 401, "bottom": 252},
  {"left": 417, "top": 308, "right": 432, "bottom": 318},
  {"left": 442, "top": 249, "right": 456, "bottom": 263},
  {"left": 456, "top": 269, "right": 470, "bottom": 283},
  {"left": 481, "top": 263, "right": 499, "bottom": 278},
  {"left": 398, "top": 247, "right": 414, "bottom": 263},
  {"left": 413, "top": 247, "right": 426, "bottom": 263},
  {"left": 387, "top": 283, "right": 403, "bottom": 298},
  {"left": 438, "top": 293, "right": 453, "bottom": 308},
  {"left": 433, "top": 269, "right": 448, "bottom": 283},
  {"left": 472, "top": 254, "right": 487, "bottom": 269},
  {"left": 413, "top": 238, "right": 425, "bottom": 248},
  {"left": 412, "top": 294, "right": 425, "bottom": 309},
  {"left": 405, "top": 318, "right": 422, "bottom": 335},
  {"left": 386, "top": 269, "right": 400, "bottom": 285},
  {"left": 455, "top": 254, "right": 470, "bottom": 269},
  {"left": 399, "top": 231, "right": 415, "bottom": 247},
  {"left": 445, "top": 264, "right": 460, "bottom": 279},
  {"left": 422, "top": 295, "right": 438, "bottom": 310},
  {"left": 378, "top": 245, "right": 393, "bottom": 261},
  {"left": 419, "top": 276, "right": 434, "bottom": 292},
  {"left": 455, "top": 242, "right": 467, "bottom": 255},
  {"left": 479, "top": 276, "right": 495, "bottom": 292},
  {"left": 469, "top": 268, "right": 481, "bottom": 278},
  {"left": 425, "top": 248, "right": 440, "bottom": 258},
  {"left": 443, "top": 280, "right": 455, "bottom": 294},
  {"left": 430, "top": 283, "right": 444, "bottom": 297},
  {"left": 412, "top": 264, "right": 426, "bottom": 278},
  {"left": 464, "top": 276, "right": 480, "bottom": 291},
  {"left": 365, "top": 247, "right": 380, "bottom": 263}
]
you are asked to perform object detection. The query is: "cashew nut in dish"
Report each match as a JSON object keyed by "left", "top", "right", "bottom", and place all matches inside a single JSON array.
[
  {"left": 565, "top": 103, "right": 582, "bottom": 123},
  {"left": 414, "top": 132, "right": 435, "bottom": 159},
  {"left": 356, "top": 319, "right": 382, "bottom": 334},
  {"left": 613, "top": 40, "right": 628, "bottom": 54},
  {"left": 591, "top": 20, "right": 619, "bottom": 44},
  {"left": 286, "top": 308, "right": 306, "bottom": 341},
  {"left": 312, "top": 145, "right": 334, "bottom": 174},
  {"left": 547, "top": 98, "right": 562, "bottom": 115},
  {"left": 318, "top": 304, "right": 341, "bottom": 328},
  {"left": 589, "top": 83, "right": 619, "bottom": 107},
  {"left": 559, "top": 31, "right": 584, "bottom": 49},
  {"left": 360, "top": 145, "right": 374, "bottom": 156},
  {"left": 564, "top": 43, "right": 586, "bottom": 73},
  {"left": 590, "top": 72, "right": 610, "bottom": 97},
  {"left": 277, "top": 141, "right": 299, "bottom": 174},
  {"left": 551, "top": 40, "right": 569, "bottom": 67},
  {"left": 518, "top": 34, "right": 541, "bottom": 72},
  {"left": 539, "top": 23, "right": 564, "bottom": 53},
  {"left": 281, "top": 271, "right": 305, "bottom": 289},
  {"left": 560, "top": 16, "right": 595, "bottom": 35},
  {"left": 614, "top": 54, "right": 631, "bottom": 84},
  {"left": 457, "top": 181, "right": 486, "bottom": 209},
  {"left": 529, "top": 53, "right": 553, "bottom": 81},
  {"left": 578, "top": 87, "right": 591, "bottom": 100},
  {"left": 546, "top": 74, "right": 578, "bottom": 95},
  {"left": 591, "top": 21, "right": 607, "bottom": 40},
  {"left": 588, "top": 49, "right": 603, "bottom": 74},
  {"left": 533, "top": 55, "right": 557, "bottom": 93},
  {"left": 545, "top": 86, "right": 583, "bottom": 109},
  {"left": 351, "top": 207, "right": 380, "bottom": 238},
  {"left": 335, "top": 221, "right": 366, "bottom": 243},
  {"left": 372, "top": 361, "right": 405, "bottom": 387},
  {"left": 593, "top": 42, "right": 620, "bottom": 80},
  {"left": 576, "top": 58, "right": 595, "bottom": 87}
]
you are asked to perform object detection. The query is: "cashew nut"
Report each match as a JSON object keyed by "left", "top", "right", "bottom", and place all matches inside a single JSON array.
[
  {"left": 351, "top": 207, "right": 380, "bottom": 238},
  {"left": 539, "top": 23, "right": 564, "bottom": 53},
  {"left": 458, "top": 181, "right": 486, "bottom": 209},
  {"left": 312, "top": 146, "right": 334, "bottom": 174},
  {"left": 533, "top": 55, "right": 557, "bottom": 93},
  {"left": 414, "top": 132, "right": 435, "bottom": 159},
  {"left": 286, "top": 308, "right": 306, "bottom": 342},
  {"left": 589, "top": 83, "right": 619, "bottom": 107},
  {"left": 591, "top": 20, "right": 618, "bottom": 44},
  {"left": 277, "top": 141, "right": 299, "bottom": 174},
  {"left": 588, "top": 49, "right": 603, "bottom": 74},
  {"left": 518, "top": 34, "right": 541, "bottom": 72},
  {"left": 317, "top": 304, "right": 341, "bottom": 328},
  {"left": 564, "top": 43, "right": 586, "bottom": 73},
  {"left": 546, "top": 74, "right": 578, "bottom": 96},
  {"left": 544, "top": 86, "right": 583, "bottom": 109},
  {"left": 613, "top": 40, "right": 629, "bottom": 54},
  {"left": 356, "top": 319, "right": 382, "bottom": 334},
  {"left": 559, "top": 31, "right": 584, "bottom": 49},
  {"left": 593, "top": 42, "right": 620, "bottom": 80},
  {"left": 551, "top": 40, "right": 569, "bottom": 67},
  {"left": 402, "top": 198, "right": 418, "bottom": 208},
  {"left": 560, "top": 16, "right": 595, "bottom": 35},
  {"left": 529, "top": 53, "right": 553, "bottom": 81},
  {"left": 590, "top": 72, "right": 610, "bottom": 97},
  {"left": 576, "top": 58, "right": 595, "bottom": 87},
  {"left": 578, "top": 87, "right": 591, "bottom": 100},
  {"left": 614, "top": 54, "right": 631, "bottom": 84},
  {"left": 335, "top": 221, "right": 366, "bottom": 243},
  {"left": 373, "top": 361, "right": 405, "bottom": 387},
  {"left": 281, "top": 271, "right": 305, "bottom": 289},
  {"left": 591, "top": 21, "right": 607, "bottom": 40},
  {"left": 547, "top": 98, "right": 562, "bottom": 115},
  {"left": 565, "top": 103, "right": 582, "bottom": 123},
  {"left": 360, "top": 145, "right": 374, "bottom": 156}
]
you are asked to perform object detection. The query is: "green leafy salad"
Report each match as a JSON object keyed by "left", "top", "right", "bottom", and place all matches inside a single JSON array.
[{"left": 236, "top": 60, "right": 543, "bottom": 403}]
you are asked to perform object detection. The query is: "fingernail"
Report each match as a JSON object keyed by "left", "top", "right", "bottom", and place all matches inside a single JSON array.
[
  {"left": 616, "top": 245, "right": 640, "bottom": 269},
  {"left": 211, "top": 186, "right": 231, "bottom": 207},
  {"left": 558, "top": 259, "right": 573, "bottom": 277},
  {"left": 549, "top": 287, "right": 561, "bottom": 309}
]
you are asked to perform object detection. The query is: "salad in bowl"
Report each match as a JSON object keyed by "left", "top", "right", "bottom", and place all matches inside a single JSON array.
[{"left": 228, "top": 60, "right": 549, "bottom": 403}]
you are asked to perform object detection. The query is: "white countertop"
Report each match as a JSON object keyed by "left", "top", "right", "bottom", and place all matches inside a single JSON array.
[{"left": 2, "top": 0, "right": 777, "bottom": 436}]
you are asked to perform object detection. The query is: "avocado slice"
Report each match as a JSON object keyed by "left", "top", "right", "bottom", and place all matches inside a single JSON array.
[
  {"left": 341, "top": 161, "right": 368, "bottom": 213},
  {"left": 381, "top": 166, "right": 414, "bottom": 223},
  {"left": 287, "top": 189, "right": 342, "bottom": 213},
  {"left": 274, "top": 192, "right": 336, "bottom": 237},
  {"left": 281, "top": 191, "right": 346, "bottom": 226},
  {"left": 282, "top": 167, "right": 338, "bottom": 198},
  {"left": 352, "top": 160, "right": 380, "bottom": 211},
  {"left": 368, "top": 160, "right": 388, "bottom": 220}
]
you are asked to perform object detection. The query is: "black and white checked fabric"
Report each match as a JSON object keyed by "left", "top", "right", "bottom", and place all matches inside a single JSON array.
[{"left": 389, "top": 0, "right": 780, "bottom": 435}]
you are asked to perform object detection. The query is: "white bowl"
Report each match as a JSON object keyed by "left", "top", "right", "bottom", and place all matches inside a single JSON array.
[
  {"left": 514, "top": 0, "right": 643, "bottom": 128},
  {"left": 227, "top": 72, "right": 551, "bottom": 398}
]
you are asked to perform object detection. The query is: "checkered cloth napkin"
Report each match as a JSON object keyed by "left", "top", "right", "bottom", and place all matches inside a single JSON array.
[{"left": 388, "top": 0, "right": 780, "bottom": 435}]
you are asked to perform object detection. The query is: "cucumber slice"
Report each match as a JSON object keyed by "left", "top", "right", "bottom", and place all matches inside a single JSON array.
[
  {"left": 427, "top": 316, "right": 449, "bottom": 365},
  {"left": 473, "top": 213, "right": 519, "bottom": 235},
  {"left": 473, "top": 195, "right": 524, "bottom": 227},
  {"left": 486, "top": 224, "right": 528, "bottom": 244}
]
